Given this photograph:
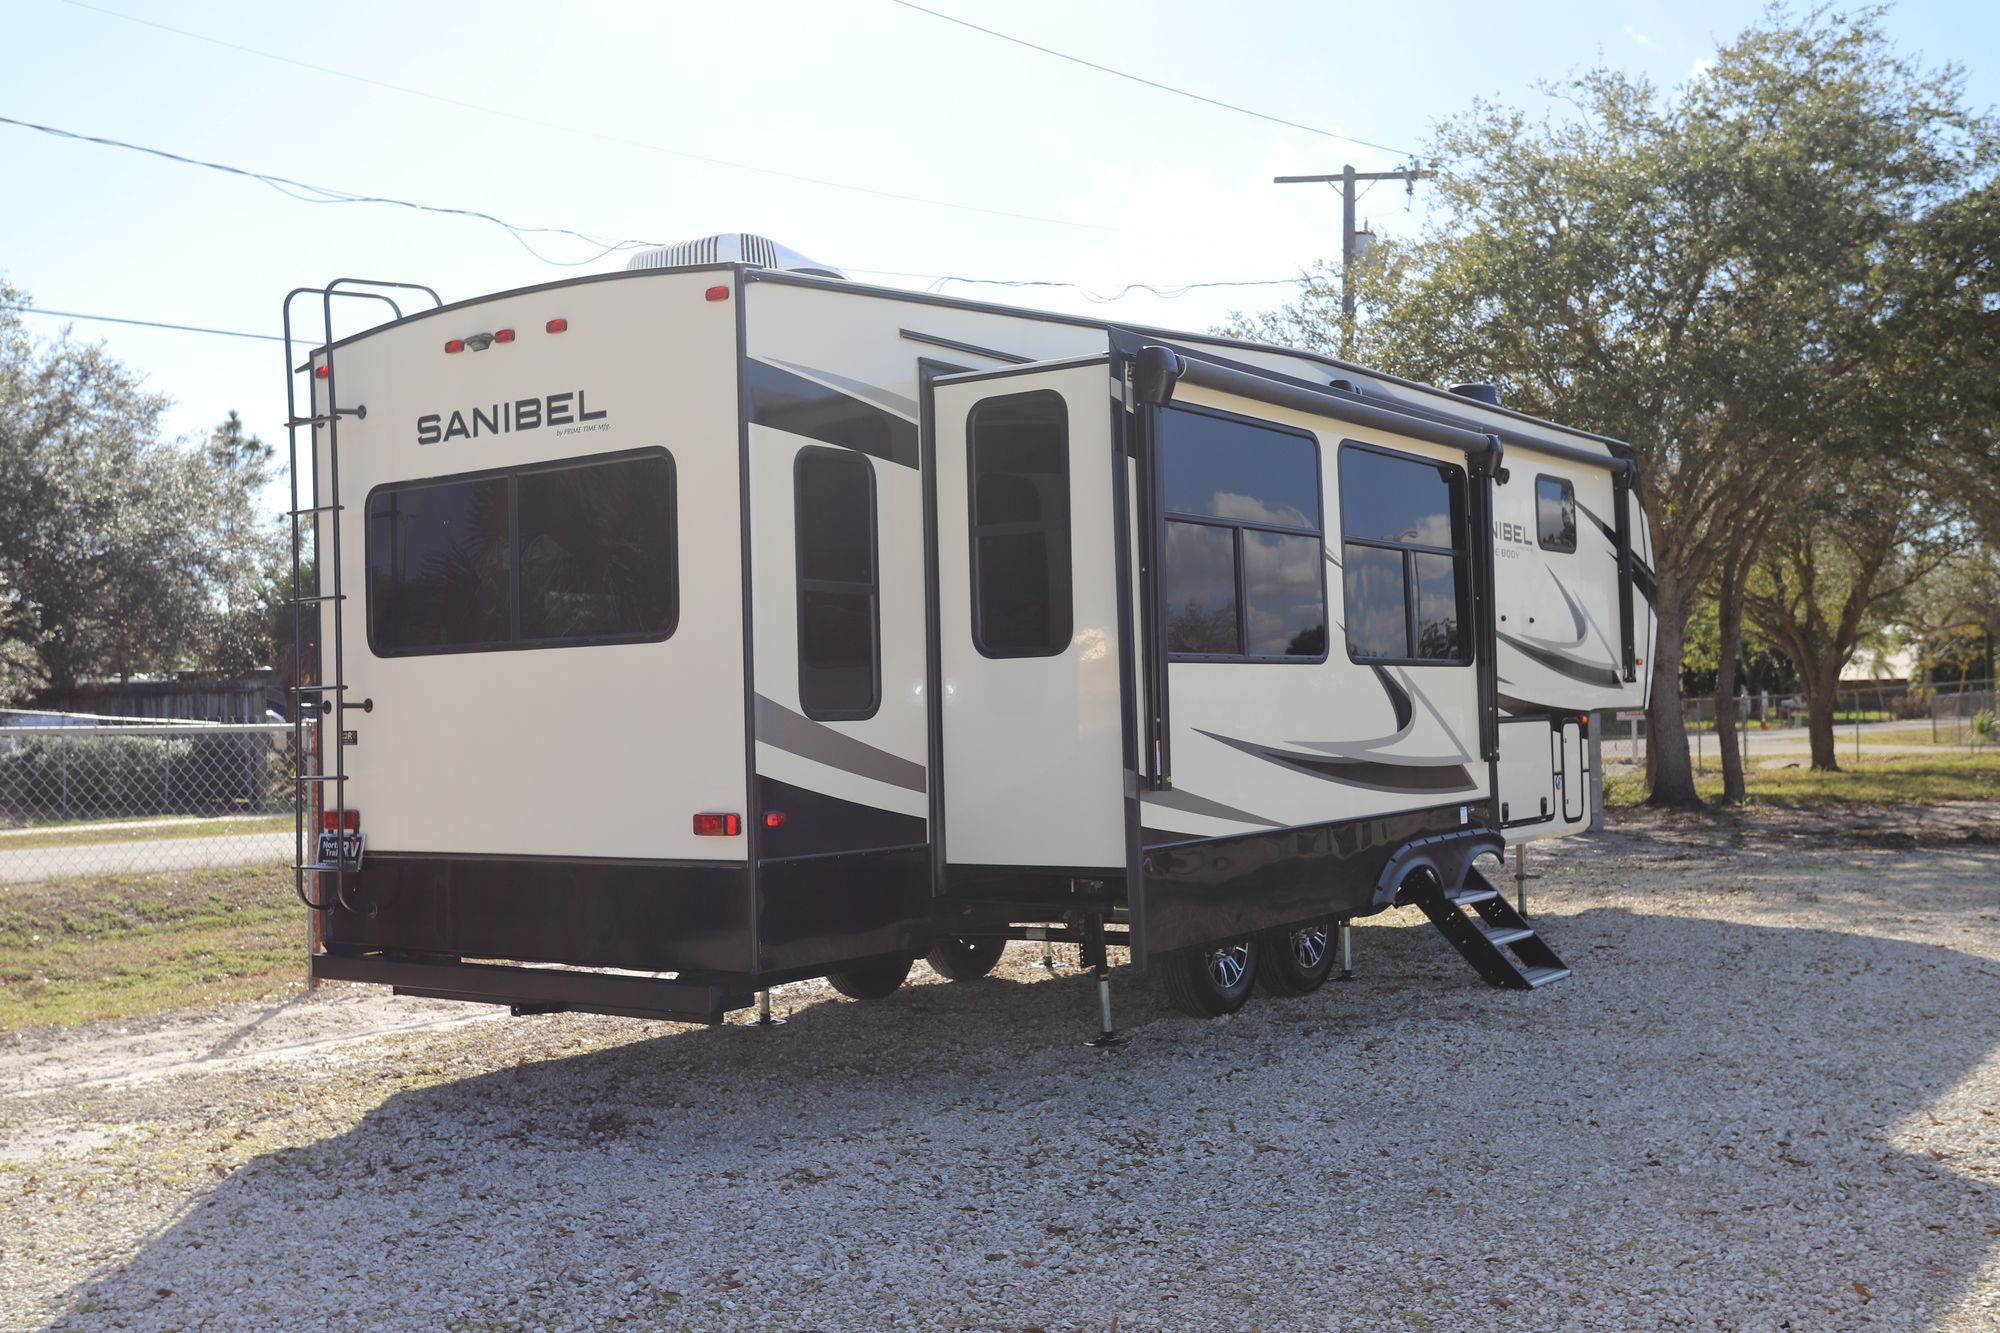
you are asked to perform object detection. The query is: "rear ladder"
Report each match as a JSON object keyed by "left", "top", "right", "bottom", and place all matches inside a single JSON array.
[{"left": 281, "top": 280, "right": 440, "bottom": 913}]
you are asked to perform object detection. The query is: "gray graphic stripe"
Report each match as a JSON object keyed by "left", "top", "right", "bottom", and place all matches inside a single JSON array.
[
  {"left": 1496, "top": 631, "right": 1622, "bottom": 687},
  {"left": 1142, "top": 786, "right": 1281, "bottom": 828},
  {"left": 765, "top": 357, "right": 919, "bottom": 420},
  {"left": 754, "top": 695, "right": 927, "bottom": 793}
]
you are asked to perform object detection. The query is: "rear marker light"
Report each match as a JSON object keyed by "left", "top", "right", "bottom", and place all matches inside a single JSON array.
[
  {"left": 314, "top": 364, "right": 329, "bottom": 379},
  {"left": 764, "top": 812, "right": 787, "bottom": 828},
  {"left": 493, "top": 328, "right": 516, "bottom": 344},
  {"left": 693, "top": 812, "right": 742, "bottom": 837},
  {"left": 445, "top": 339, "right": 465, "bottom": 353},
  {"left": 545, "top": 318, "right": 568, "bottom": 333},
  {"left": 320, "top": 809, "right": 360, "bottom": 832},
  {"left": 704, "top": 285, "right": 730, "bottom": 302}
]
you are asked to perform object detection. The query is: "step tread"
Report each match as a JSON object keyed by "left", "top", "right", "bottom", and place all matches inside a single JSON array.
[
  {"left": 1474, "top": 922, "right": 1536, "bottom": 948},
  {"left": 1449, "top": 886, "right": 1499, "bottom": 906},
  {"left": 1517, "top": 965, "right": 1571, "bottom": 988}
]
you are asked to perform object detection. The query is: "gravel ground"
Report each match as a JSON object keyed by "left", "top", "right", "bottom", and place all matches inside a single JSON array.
[{"left": 3, "top": 808, "right": 1997, "bottom": 1332}]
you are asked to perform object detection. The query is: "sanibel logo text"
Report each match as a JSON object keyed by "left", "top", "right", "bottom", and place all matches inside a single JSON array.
[{"left": 417, "top": 391, "right": 607, "bottom": 445}]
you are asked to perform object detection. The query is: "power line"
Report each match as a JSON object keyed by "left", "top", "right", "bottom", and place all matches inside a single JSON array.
[
  {"left": 54, "top": 0, "right": 1217, "bottom": 243},
  {"left": 887, "top": 1, "right": 1415, "bottom": 157},
  {"left": 0, "top": 113, "right": 657, "bottom": 266},
  {"left": 3, "top": 304, "right": 285, "bottom": 343}
]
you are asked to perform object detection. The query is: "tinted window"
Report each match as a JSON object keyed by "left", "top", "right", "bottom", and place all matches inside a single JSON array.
[
  {"left": 1164, "top": 521, "right": 1238, "bottom": 654},
  {"left": 1159, "top": 407, "right": 1326, "bottom": 662},
  {"left": 1342, "top": 546, "right": 1408, "bottom": 660},
  {"left": 1160, "top": 408, "right": 1320, "bottom": 529},
  {"left": 367, "top": 450, "right": 675, "bottom": 656},
  {"left": 1337, "top": 445, "right": 1467, "bottom": 664},
  {"left": 1339, "top": 447, "right": 1455, "bottom": 547},
  {"left": 795, "top": 448, "right": 878, "bottom": 719},
  {"left": 1536, "top": 475, "right": 1576, "bottom": 552},
  {"left": 1244, "top": 530, "right": 1327, "bottom": 656},
  {"left": 519, "top": 458, "right": 676, "bottom": 641},
  {"left": 969, "top": 392, "right": 1072, "bottom": 658}
]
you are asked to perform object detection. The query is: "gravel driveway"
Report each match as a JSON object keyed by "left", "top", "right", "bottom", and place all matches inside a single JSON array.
[{"left": 3, "top": 811, "right": 1997, "bottom": 1331}]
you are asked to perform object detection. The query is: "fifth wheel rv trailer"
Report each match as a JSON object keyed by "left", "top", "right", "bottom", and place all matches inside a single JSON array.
[{"left": 283, "top": 233, "right": 1655, "bottom": 1039}]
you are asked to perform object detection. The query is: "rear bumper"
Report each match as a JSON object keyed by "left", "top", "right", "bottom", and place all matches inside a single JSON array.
[{"left": 313, "top": 951, "right": 751, "bottom": 1024}]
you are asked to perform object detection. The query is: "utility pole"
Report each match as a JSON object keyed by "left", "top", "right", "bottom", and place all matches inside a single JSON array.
[{"left": 1274, "top": 163, "right": 1424, "bottom": 357}]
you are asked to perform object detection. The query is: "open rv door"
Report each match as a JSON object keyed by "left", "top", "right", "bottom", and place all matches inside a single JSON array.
[{"left": 926, "top": 358, "right": 1131, "bottom": 887}]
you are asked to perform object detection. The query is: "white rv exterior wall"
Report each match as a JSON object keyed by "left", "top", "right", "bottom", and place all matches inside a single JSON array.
[{"left": 311, "top": 270, "right": 746, "bottom": 861}]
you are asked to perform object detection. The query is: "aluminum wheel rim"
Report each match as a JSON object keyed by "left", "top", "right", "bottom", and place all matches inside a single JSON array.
[
  {"left": 1205, "top": 942, "right": 1250, "bottom": 990},
  {"left": 1290, "top": 925, "right": 1328, "bottom": 971}
]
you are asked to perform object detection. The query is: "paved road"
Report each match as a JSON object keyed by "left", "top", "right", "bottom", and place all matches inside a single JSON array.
[{"left": 0, "top": 832, "right": 290, "bottom": 885}]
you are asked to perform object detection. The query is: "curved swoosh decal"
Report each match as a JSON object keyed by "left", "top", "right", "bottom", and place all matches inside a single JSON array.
[
  {"left": 1371, "top": 665, "right": 1414, "bottom": 733},
  {"left": 1532, "top": 567, "right": 1588, "bottom": 645},
  {"left": 1496, "top": 632, "right": 1622, "bottom": 688},
  {"left": 1198, "top": 729, "right": 1478, "bottom": 794},
  {"left": 1142, "top": 787, "right": 1281, "bottom": 828},
  {"left": 754, "top": 694, "right": 927, "bottom": 793}
]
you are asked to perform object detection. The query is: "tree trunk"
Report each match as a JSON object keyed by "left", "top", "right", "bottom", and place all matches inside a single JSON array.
[
  {"left": 1803, "top": 666, "right": 1842, "bottom": 771},
  {"left": 1713, "top": 569, "right": 1749, "bottom": 804},
  {"left": 1645, "top": 568, "right": 1703, "bottom": 809}
]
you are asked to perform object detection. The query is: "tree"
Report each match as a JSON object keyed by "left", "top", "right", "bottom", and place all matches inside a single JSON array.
[
  {"left": 1229, "top": 4, "right": 1998, "bottom": 807},
  {"left": 1745, "top": 467, "right": 1959, "bottom": 769},
  {"left": 0, "top": 286, "right": 281, "bottom": 699}
]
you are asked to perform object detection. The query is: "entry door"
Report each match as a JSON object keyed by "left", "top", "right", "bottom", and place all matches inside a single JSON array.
[{"left": 930, "top": 361, "right": 1125, "bottom": 870}]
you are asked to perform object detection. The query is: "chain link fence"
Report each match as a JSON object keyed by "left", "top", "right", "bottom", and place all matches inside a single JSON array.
[
  {"left": 0, "top": 711, "right": 306, "bottom": 884},
  {"left": 1602, "top": 683, "right": 2000, "bottom": 769}
]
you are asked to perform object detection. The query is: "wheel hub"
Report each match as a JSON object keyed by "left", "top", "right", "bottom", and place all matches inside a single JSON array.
[{"left": 1205, "top": 943, "right": 1250, "bottom": 989}]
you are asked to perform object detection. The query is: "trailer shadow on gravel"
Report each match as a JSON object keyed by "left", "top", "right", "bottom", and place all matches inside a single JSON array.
[{"left": 45, "top": 863, "right": 2000, "bottom": 1331}]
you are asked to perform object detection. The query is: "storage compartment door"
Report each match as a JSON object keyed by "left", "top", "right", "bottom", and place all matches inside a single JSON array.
[
  {"left": 1560, "top": 718, "right": 1585, "bottom": 822},
  {"left": 930, "top": 361, "right": 1123, "bottom": 870},
  {"left": 1497, "top": 718, "right": 1555, "bottom": 828}
]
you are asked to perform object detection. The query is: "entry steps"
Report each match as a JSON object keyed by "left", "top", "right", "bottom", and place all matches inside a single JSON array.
[{"left": 1415, "top": 867, "right": 1570, "bottom": 989}]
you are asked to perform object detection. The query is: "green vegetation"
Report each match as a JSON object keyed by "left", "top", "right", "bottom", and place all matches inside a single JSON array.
[
  {"left": 1606, "top": 752, "right": 2000, "bottom": 809},
  {"left": 0, "top": 865, "right": 299, "bottom": 1029},
  {"left": 0, "top": 814, "right": 288, "bottom": 851}
]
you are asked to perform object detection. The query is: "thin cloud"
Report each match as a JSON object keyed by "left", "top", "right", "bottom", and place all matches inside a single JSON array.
[{"left": 1624, "top": 25, "right": 1658, "bottom": 48}]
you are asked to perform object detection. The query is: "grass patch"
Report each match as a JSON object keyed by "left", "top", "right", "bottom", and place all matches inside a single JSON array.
[
  {"left": 0, "top": 865, "right": 299, "bottom": 1029},
  {"left": 0, "top": 814, "right": 289, "bottom": 851},
  {"left": 1606, "top": 750, "right": 2000, "bottom": 808}
]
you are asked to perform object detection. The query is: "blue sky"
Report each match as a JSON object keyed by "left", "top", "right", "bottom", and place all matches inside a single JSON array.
[{"left": 3, "top": 0, "right": 1994, "bottom": 513}]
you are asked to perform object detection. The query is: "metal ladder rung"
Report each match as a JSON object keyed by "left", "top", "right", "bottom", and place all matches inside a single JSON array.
[
  {"left": 295, "top": 774, "right": 348, "bottom": 784},
  {"left": 290, "top": 504, "right": 343, "bottom": 516},
  {"left": 292, "top": 683, "right": 346, "bottom": 694},
  {"left": 291, "top": 594, "right": 346, "bottom": 605}
]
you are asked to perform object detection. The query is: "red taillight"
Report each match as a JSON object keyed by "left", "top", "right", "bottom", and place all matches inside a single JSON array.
[
  {"left": 692, "top": 812, "right": 742, "bottom": 837},
  {"left": 494, "top": 328, "right": 516, "bottom": 344},
  {"left": 314, "top": 364, "right": 329, "bottom": 379},
  {"left": 764, "top": 811, "right": 787, "bottom": 828},
  {"left": 545, "top": 318, "right": 568, "bottom": 333},
  {"left": 444, "top": 339, "right": 465, "bottom": 354},
  {"left": 320, "top": 808, "right": 360, "bottom": 832},
  {"left": 704, "top": 285, "right": 730, "bottom": 302}
]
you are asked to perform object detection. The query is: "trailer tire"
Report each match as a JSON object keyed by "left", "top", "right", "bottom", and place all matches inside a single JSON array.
[
  {"left": 1255, "top": 919, "right": 1334, "bottom": 997},
  {"left": 923, "top": 936, "right": 1006, "bottom": 981},
  {"left": 1161, "top": 938, "right": 1259, "bottom": 1019},
  {"left": 826, "top": 955, "right": 913, "bottom": 1001}
]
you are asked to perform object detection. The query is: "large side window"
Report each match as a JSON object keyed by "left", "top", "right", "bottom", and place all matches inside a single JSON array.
[
  {"left": 1159, "top": 406, "right": 1326, "bottom": 660},
  {"left": 968, "top": 391, "right": 1073, "bottom": 658},
  {"left": 1337, "top": 444, "right": 1467, "bottom": 665},
  {"left": 1536, "top": 475, "right": 1577, "bottom": 552},
  {"left": 367, "top": 449, "right": 675, "bottom": 656},
  {"left": 794, "top": 447, "right": 880, "bottom": 720}
]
